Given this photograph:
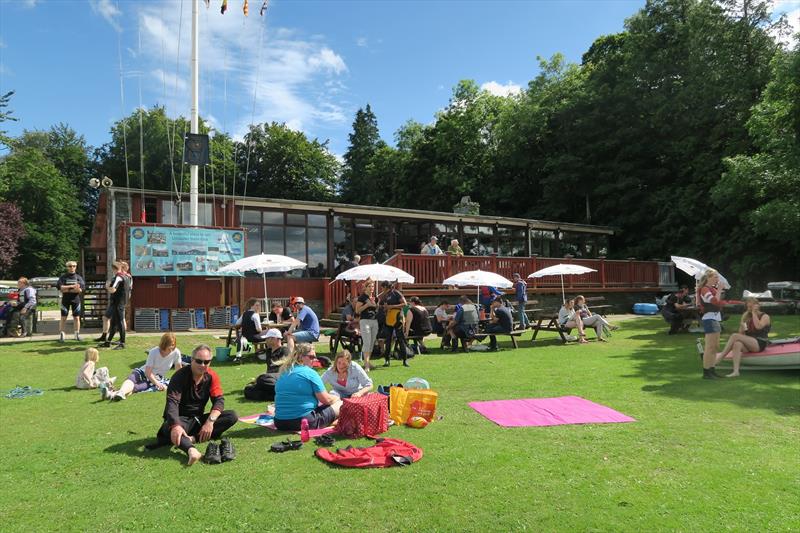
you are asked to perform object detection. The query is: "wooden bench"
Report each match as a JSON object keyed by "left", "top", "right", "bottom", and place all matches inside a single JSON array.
[
  {"left": 226, "top": 325, "right": 269, "bottom": 358},
  {"left": 477, "top": 329, "right": 526, "bottom": 349},
  {"left": 530, "top": 313, "right": 572, "bottom": 343}
]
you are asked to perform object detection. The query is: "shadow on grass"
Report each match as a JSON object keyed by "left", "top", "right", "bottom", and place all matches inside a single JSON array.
[
  {"left": 616, "top": 318, "right": 800, "bottom": 416},
  {"left": 104, "top": 437, "right": 184, "bottom": 463}
]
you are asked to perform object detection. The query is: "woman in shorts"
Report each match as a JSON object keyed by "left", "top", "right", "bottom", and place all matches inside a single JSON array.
[
  {"left": 714, "top": 297, "right": 771, "bottom": 378},
  {"left": 697, "top": 269, "right": 724, "bottom": 379}
]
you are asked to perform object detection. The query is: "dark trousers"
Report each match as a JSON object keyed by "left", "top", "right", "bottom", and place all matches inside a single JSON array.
[
  {"left": 384, "top": 324, "right": 408, "bottom": 363},
  {"left": 156, "top": 410, "right": 238, "bottom": 452},
  {"left": 485, "top": 323, "right": 511, "bottom": 349},
  {"left": 107, "top": 302, "right": 126, "bottom": 344}
]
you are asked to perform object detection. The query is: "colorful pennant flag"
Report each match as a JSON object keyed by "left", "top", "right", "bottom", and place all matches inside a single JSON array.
[
  {"left": 260, "top": 0, "right": 269, "bottom": 16},
  {"left": 221, "top": 0, "right": 228, "bottom": 14},
  {"left": 243, "top": 0, "right": 249, "bottom": 16}
]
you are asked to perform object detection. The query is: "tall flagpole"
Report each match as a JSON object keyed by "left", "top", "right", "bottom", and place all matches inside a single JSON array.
[{"left": 189, "top": 0, "right": 199, "bottom": 226}]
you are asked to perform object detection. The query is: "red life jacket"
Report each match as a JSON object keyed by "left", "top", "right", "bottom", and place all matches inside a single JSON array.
[{"left": 314, "top": 438, "right": 423, "bottom": 468}]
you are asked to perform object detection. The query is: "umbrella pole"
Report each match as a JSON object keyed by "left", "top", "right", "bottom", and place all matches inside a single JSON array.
[
  {"left": 560, "top": 273, "right": 565, "bottom": 303},
  {"left": 263, "top": 272, "right": 268, "bottom": 308}
]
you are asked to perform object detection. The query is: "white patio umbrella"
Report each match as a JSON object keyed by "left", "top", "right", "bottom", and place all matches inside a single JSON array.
[
  {"left": 528, "top": 264, "right": 597, "bottom": 303},
  {"left": 670, "top": 255, "right": 731, "bottom": 290},
  {"left": 334, "top": 263, "right": 415, "bottom": 284},
  {"left": 217, "top": 253, "right": 307, "bottom": 304},
  {"left": 442, "top": 269, "right": 513, "bottom": 305}
]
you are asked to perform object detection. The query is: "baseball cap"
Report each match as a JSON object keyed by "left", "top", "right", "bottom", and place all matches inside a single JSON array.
[
  {"left": 294, "top": 297, "right": 305, "bottom": 304},
  {"left": 430, "top": 236, "right": 438, "bottom": 241},
  {"left": 264, "top": 328, "right": 282, "bottom": 339}
]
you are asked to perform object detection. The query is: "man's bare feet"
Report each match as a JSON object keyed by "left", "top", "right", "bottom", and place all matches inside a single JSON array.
[
  {"left": 187, "top": 447, "right": 202, "bottom": 466},
  {"left": 726, "top": 372, "right": 739, "bottom": 378}
]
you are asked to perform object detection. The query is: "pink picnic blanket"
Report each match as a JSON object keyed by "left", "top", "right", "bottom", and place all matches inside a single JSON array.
[
  {"left": 238, "top": 413, "right": 336, "bottom": 437},
  {"left": 468, "top": 396, "right": 635, "bottom": 427}
]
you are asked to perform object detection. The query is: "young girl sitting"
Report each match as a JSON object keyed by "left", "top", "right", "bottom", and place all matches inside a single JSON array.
[{"left": 75, "top": 347, "right": 116, "bottom": 392}]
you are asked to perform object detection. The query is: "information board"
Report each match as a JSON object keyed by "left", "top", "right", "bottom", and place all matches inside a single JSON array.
[{"left": 129, "top": 226, "right": 245, "bottom": 276}]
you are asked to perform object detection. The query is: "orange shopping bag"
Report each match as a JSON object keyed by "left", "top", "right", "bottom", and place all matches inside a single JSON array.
[{"left": 399, "top": 389, "right": 438, "bottom": 425}]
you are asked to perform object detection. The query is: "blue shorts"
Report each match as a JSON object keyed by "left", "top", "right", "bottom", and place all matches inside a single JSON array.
[
  {"left": 702, "top": 319, "right": 721, "bottom": 334},
  {"left": 292, "top": 330, "right": 319, "bottom": 344}
]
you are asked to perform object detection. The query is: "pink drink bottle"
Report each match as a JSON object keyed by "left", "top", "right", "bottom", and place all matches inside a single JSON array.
[{"left": 300, "top": 418, "right": 310, "bottom": 443}]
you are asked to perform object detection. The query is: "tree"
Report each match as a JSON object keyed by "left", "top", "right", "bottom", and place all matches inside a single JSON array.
[
  {"left": 715, "top": 46, "right": 800, "bottom": 283},
  {"left": 0, "top": 144, "right": 83, "bottom": 276},
  {"left": 0, "top": 90, "right": 16, "bottom": 151},
  {"left": 237, "top": 122, "right": 340, "bottom": 202},
  {"left": 339, "top": 104, "right": 385, "bottom": 203},
  {"left": 0, "top": 202, "right": 25, "bottom": 276}
]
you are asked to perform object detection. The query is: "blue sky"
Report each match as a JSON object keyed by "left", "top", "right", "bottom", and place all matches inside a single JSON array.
[{"left": 1, "top": 0, "right": 798, "bottom": 159}]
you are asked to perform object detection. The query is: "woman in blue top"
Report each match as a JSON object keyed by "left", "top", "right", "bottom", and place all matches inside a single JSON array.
[
  {"left": 273, "top": 344, "right": 342, "bottom": 430},
  {"left": 321, "top": 350, "right": 373, "bottom": 399}
]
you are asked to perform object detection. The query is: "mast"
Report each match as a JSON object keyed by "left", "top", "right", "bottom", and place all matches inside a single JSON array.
[{"left": 189, "top": 0, "right": 199, "bottom": 226}]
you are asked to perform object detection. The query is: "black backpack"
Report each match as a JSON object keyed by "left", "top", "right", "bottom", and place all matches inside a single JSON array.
[{"left": 243, "top": 373, "right": 278, "bottom": 401}]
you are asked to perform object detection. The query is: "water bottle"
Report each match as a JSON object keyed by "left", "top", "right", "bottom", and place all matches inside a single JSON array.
[
  {"left": 300, "top": 418, "right": 310, "bottom": 443},
  {"left": 696, "top": 338, "right": 704, "bottom": 355}
]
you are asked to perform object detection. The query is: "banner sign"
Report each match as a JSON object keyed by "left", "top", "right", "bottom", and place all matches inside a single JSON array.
[{"left": 129, "top": 226, "right": 245, "bottom": 276}]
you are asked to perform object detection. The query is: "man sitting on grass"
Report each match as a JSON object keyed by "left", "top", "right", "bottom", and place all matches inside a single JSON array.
[{"left": 148, "top": 344, "right": 238, "bottom": 466}]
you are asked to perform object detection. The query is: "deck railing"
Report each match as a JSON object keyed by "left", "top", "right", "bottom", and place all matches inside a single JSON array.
[{"left": 383, "top": 253, "right": 666, "bottom": 289}]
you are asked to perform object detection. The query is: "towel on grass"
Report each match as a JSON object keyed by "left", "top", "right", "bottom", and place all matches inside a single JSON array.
[{"left": 469, "top": 396, "right": 635, "bottom": 427}]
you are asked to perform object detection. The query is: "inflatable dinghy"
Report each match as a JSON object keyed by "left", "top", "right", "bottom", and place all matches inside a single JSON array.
[{"left": 718, "top": 337, "right": 800, "bottom": 370}]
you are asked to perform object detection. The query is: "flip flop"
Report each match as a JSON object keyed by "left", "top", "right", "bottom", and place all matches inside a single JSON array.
[{"left": 269, "top": 439, "right": 303, "bottom": 453}]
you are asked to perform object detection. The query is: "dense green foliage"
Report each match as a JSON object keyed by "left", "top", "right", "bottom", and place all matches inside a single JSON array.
[
  {"left": 0, "top": 0, "right": 796, "bottom": 284},
  {"left": 1, "top": 316, "right": 798, "bottom": 530}
]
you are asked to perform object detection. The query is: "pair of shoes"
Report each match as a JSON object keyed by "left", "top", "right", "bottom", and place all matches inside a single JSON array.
[
  {"left": 94, "top": 334, "right": 107, "bottom": 343},
  {"left": 112, "top": 343, "right": 126, "bottom": 350},
  {"left": 702, "top": 368, "right": 720, "bottom": 380},
  {"left": 58, "top": 332, "right": 65, "bottom": 343},
  {"left": 313, "top": 435, "right": 336, "bottom": 447},
  {"left": 204, "top": 442, "right": 222, "bottom": 464},
  {"left": 99, "top": 341, "right": 111, "bottom": 348},
  {"left": 74, "top": 332, "right": 81, "bottom": 341},
  {"left": 270, "top": 439, "right": 303, "bottom": 453},
  {"left": 219, "top": 437, "right": 236, "bottom": 462}
]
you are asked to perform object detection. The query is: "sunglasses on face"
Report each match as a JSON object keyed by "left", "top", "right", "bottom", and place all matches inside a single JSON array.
[
  {"left": 193, "top": 358, "right": 212, "bottom": 366},
  {"left": 303, "top": 353, "right": 317, "bottom": 360}
]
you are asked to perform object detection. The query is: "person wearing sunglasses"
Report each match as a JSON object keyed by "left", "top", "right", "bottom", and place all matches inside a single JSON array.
[
  {"left": 150, "top": 344, "right": 238, "bottom": 466},
  {"left": 273, "top": 343, "right": 342, "bottom": 431}
]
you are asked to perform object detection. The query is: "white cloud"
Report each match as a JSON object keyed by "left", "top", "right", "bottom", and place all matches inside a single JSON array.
[
  {"left": 770, "top": 1, "right": 800, "bottom": 46},
  {"left": 23, "top": 0, "right": 38, "bottom": 7},
  {"left": 90, "top": 0, "right": 122, "bottom": 32},
  {"left": 480, "top": 81, "right": 522, "bottom": 97},
  {"left": 133, "top": 2, "right": 351, "bottom": 142},
  {"left": 356, "top": 37, "right": 368, "bottom": 47}
]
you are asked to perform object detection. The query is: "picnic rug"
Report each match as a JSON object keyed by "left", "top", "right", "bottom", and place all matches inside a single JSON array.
[
  {"left": 468, "top": 396, "right": 635, "bottom": 427},
  {"left": 239, "top": 412, "right": 336, "bottom": 437}
]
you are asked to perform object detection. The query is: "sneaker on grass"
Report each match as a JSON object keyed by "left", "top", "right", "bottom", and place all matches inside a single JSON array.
[
  {"left": 204, "top": 442, "right": 222, "bottom": 464},
  {"left": 58, "top": 332, "right": 65, "bottom": 343}
]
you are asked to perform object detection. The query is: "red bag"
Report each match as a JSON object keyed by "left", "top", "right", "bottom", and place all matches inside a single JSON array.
[
  {"left": 336, "top": 393, "right": 389, "bottom": 439},
  {"left": 315, "top": 438, "right": 423, "bottom": 468}
]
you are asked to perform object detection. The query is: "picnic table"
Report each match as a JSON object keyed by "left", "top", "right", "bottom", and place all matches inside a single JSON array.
[{"left": 530, "top": 313, "right": 571, "bottom": 344}]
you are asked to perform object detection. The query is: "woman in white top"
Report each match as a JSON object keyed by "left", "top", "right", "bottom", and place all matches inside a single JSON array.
[
  {"left": 110, "top": 332, "right": 182, "bottom": 401},
  {"left": 558, "top": 299, "right": 588, "bottom": 344},
  {"left": 321, "top": 350, "right": 373, "bottom": 399}
]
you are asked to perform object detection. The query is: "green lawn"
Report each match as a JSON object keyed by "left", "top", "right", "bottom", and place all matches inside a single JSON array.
[{"left": 1, "top": 316, "right": 799, "bottom": 531}]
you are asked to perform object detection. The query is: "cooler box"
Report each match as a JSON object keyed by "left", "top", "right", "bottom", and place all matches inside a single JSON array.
[{"left": 633, "top": 303, "right": 659, "bottom": 315}]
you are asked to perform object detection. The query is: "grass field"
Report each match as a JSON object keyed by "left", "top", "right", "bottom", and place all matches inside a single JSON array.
[{"left": 1, "top": 316, "right": 799, "bottom": 532}]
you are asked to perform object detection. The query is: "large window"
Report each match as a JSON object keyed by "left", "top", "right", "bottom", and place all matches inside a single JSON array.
[
  {"left": 240, "top": 209, "right": 328, "bottom": 277},
  {"left": 463, "top": 225, "right": 495, "bottom": 255},
  {"left": 160, "top": 200, "right": 212, "bottom": 226},
  {"left": 530, "top": 230, "right": 556, "bottom": 257},
  {"left": 498, "top": 226, "right": 527, "bottom": 257}
]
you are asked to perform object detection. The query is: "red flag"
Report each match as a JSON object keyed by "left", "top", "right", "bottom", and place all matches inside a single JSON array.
[{"left": 221, "top": 0, "right": 228, "bottom": 14}]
